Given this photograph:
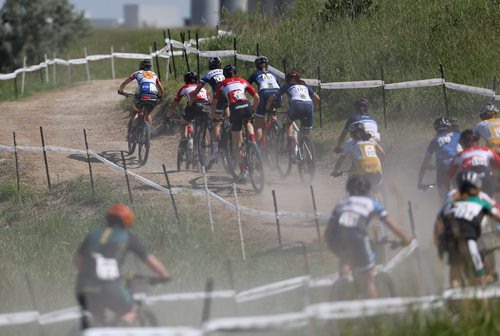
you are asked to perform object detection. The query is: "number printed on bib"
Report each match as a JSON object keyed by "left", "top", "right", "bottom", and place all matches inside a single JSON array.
[
  {"left": 213, "top": 74, "right": 225, "bottom": 83},
  {"left": 363, "top": 145, "right": 377, "bottom": 158},
  {"left": 231, "top": 89, "right": 246, "bottom": 101},
  {"left": 338, "top": 212, "right": 361, "bottom": 228},
  {"left": 93, "top": 253, "right": 120, "bottom": 281}
]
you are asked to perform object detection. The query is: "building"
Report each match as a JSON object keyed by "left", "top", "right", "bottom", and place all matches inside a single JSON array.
[{"left": 124, "top": 4, "right": 183, "bottom": 28}]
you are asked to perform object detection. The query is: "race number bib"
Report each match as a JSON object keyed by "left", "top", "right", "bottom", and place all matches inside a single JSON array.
[
  {"left": 93, "top": 253, "right": 120, "bottom": 281},
  {"left": 364, "top": 145, "right": 377, "bottom": 158},
  {"left": 213, "top": 74, "right": 225, "bottom": 83},
  {"left": 471, "top": 156, "right": 487, "bottom": 166},
  {"left": 338, "top": 212, "right": 361, "bottom": 228},
  {"left": 141, "top": 83, "right": 158, "bottom": 94},
  {"left": 231, "top": 89, "right": 246, "bottom": 101}
]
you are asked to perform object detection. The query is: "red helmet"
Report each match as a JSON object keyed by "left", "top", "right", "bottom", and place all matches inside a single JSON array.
[
  {"left": 106, "top": 203, "right": 135, "bottom": 227},
  {"left": 285, "top": 71, "right": 300, "bottom": 83}
]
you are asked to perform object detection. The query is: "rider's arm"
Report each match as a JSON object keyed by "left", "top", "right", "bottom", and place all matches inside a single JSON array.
[
  {"left": 252, "top": 93, "right": 260, "bottom": 113},
  {"left": 382, "top": 216, "right": 412, "bottom": 245},
  {"left": 312, "top": 93, "right": 320, "bottom": 106},
  {"left": 188, "top": 83, "right": 205, "bottom": 106},
  {"left": 145, "top": 255, "right": 170, "bottom": 279},
  {"left": 156, "top": 78, "right": 164, "bottom": 97},
  {"left": 118, "top": 77, "right": 133, "bottom": 94},
  {"left": 332, "top": 154, "right": 346, "bottom": 174},
  {"left": 334, "top": 130, "right": 348, "bottom": 154},
  {"left": 417, "top": 153, "right": 432, "bottom": 186},
  {"left": 375, "top": 142, "right": 385, "bottom": 161},
  {"left": 490, "top": 150, "right": 500, "bottom": 170},
  {"left": 433, "top": 214, "right": 445, "bottom": 246}
]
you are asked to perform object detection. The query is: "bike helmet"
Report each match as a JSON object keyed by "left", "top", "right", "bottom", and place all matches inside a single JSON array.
[
  {"left": 223, "top": 64, "right": 237, "bottom": 78},
  {"left": 208, "top": 56, "right": 222, "bottom": 70},
  {"left": 479, "top": 103, "right": 499, "bottom": 118},
  {"left": 285, "top": 71, "right": 300, "bottom": 83},
  {"left": 255, "top": 56, "right": 269, "bottom": 68},
  {"left": 346, "top": 175, "right": 371, "bottom": 196},
  {"left": 456, "top": 171, "right": 482, "bottom": 193},
  {"left": 184, "top": 71, "right": 198, "bottom": 84},
  {"left": 459, "top": 129, "right": 479, "bottom": 148},
  {"left": 348, "top": 122, "right": 366, "bottom": 134},
  {"left": 354, "top": 97, "right": 369, "bottom": 109},
  {"left": 433, "top": 117, "right": 452, "bottom": 132},
  {"left": 106, "top": 203, "right": 135, "bottom": 228},
  {"left": 139, "top": 59, "right": 152, "bottom": 70}
]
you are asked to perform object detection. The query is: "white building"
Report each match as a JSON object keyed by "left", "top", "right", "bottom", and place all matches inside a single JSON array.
[{"left": 124, "top": 4, "right": 183, "bottom": 28}]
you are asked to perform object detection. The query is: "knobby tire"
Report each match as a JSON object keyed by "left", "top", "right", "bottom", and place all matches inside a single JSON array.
[
  {"left": 247, "top": 141, "right": 265, "bottom": 193},
  {"left": 138, "top": 121, "right": 151, "bottom": 165},
  {"left": 298, "top": 135, "right": 316, "bottom": 183},
  {"left": 275, "top": 128, "right": 292, "bottom": 179}
]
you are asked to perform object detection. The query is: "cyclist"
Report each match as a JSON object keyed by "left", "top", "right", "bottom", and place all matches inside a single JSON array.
[
  {"left": 165, "top": 71, "right": 210, "bottom": 148},
  {"left": 448, "top": 129, "right": 500, "bottom": 198},
  {"left": 247, "top": 56, "right": 281, "bottom": 144},
  {"left": 334, "top": 98, "right": 380, "bottom": 153},
  {"left": 265, "top": 71, "right": 320, "bottom": 151},
  {"left": 211, "top": 64, "right": 259, "bottom": 181},
  {"left": 434, "top": 171, "right": 500, "bottom": 288},
  {"left": 118, "top": 59, "right": 164, "bottom": 128},
  {"left": 325, "top": 175, "right": 412, "bottom": 299},
  {"left": 474, "top": 103, "right": 500, "bottom": 153},
  {"left": 74, "top": 203, "right": 170, "bottom": 328},
  {"left": 189, "top": 57, "right": 227, "bottom": 162},
  {"left": 417, "top": 117, "right": 462, "bottom": 200},
  {"left": 331, "top": 122, "right": 385, "bottom": 193}
]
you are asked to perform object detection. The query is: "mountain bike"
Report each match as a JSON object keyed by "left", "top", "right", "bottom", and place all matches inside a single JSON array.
[
  {"left": 119, "top": 92, "right": 158, "bottom": 165},
  {"left": 329, "top": 238, "right": 408, "bottom": 301},
  {"left": 275, "top": 119, "right": 316, "bottom": 183},
  {"left": 224, "top": 119, "right": 265, "bottom": 193},
  {"left": 71, "top": 274, "right": 168, "bottom": 334},
  {"left": 259, "top": 111, "right": 281, "bottom": 168},
  {"left": 177, "top": 123, "right": 195, "bottom": 171},
  {"left": 176, "top": 111, "right": 213, "bottom": 171},
  {"left": 220, "top": 117, "right": 236, "bottom": 174}
]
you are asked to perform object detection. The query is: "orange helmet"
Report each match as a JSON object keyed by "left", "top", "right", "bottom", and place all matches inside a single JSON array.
[{"left": 106, "top": 203, "right": 135, "bottom": 227}]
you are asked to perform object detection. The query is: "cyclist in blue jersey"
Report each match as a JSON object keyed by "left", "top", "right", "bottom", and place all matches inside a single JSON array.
[
  {"left": 74, "top": 204, "right": 170, "bottom": 327},
  {"left": 118, "top": 59, "right": 164, "bottom": 128},
  {"left": 334, "top": 98, "right": 380, "bottom": 153},
  {"left": 265, "top": 71, "right": 320, "bottom": 151},
  {"left": 418, "top": 117, "right": 462, "bottom": 200},
  {"left": 247, "top": 56, "right": 281, "bottom": 144},
  {"left": 325, "top": 175, "right": 412, "bottom": 299},
  {"left": 189, "top": 57, "right": 227, "bottom": 162}
]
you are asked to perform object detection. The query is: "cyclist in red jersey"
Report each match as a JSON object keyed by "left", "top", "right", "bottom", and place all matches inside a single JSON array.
[
  {"left": 211, "top": 65, "right": 260, "bottom": 181},
  {"left": 166, "top": 71, "right": 210, "bottom": 145},
  {"left": 448, "top": 129, "right": 500, "bottom": 197}
]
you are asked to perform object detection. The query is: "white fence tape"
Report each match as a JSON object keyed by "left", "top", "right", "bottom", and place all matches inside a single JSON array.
[
  {"left": 85, "top": 327, "right": 203, "bottom": 336},
  {"left": 0, "top": 311, "right": 39, "bottom": 327},
  {"left": 203, "top": 312, "right": 309, "bottom": 333}
]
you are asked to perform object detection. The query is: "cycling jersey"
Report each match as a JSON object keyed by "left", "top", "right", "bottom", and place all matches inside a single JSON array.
[
  {"left": 174, "top": 83, "right": 209, "bottom": 104},
  {"left": 448, "top": 146, "right": 500, "bottom": 177},
  {"left": 341, "top": 139, "right": 383, "bottom": 174},
  {"left": 247, "top": 70, "right": 280, "bottom": 91},
  {"left": 214, "top": 77, "right": 257, "bottom": 105},
  {"left": 201, "top": 69, "right": 225, "bottom": 94},
  {"left": 343, "top": 115, "right": 381, "bottom": 142},
  {"left": 426, "top": 131, "right": 462, "bottom": 164},
  {"left": 129, "top": 70, "right": 161, "bottom": 95},
  {"left": 474, "top": 118, "right": 500, "bottom": 153},
  {"left": 277, "top": 83, "right": 315, "bottom": 102},
  {"left": 329, "top": 196, "right": 388, "bottom": 230}
]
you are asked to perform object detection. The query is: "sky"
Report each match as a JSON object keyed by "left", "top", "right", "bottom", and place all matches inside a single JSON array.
[{"left": 0, "top": 0, "right": 191, "bottom": 19}]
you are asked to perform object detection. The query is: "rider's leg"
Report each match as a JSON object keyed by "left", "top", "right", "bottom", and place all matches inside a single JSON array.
[
  {"left": 356, "top": 269, "right": 377, "bottom": 299},
  {"left": 119, "top": 305, "right": 138, "bottom": 326},
  {"left": 129, "top": 103, "right": 140, "bottom": 128},
  {"left": 232, "top": 130, "right": 244, "bottom": 171},
  {"left": 255, "top": 115, "right": 265, "bottom": 143},
  {"left": 246, "top": 120, "right": 255, "bottom": 142}
]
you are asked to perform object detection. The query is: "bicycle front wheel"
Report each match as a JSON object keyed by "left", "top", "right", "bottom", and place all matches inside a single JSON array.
[
  {"left": 138, "top": 122, "right": 151, "bottom": 165},
  {"left": 298, "top": 135, "right": 316, "bottom": 183},
  {"left": 247, "top": 141, "right": 265, "bottom": 193},
  {"left": 275, "top": 128, "right": 292, "bottom": 179},
  {"left": 137, "top": 308, "right": 158, "bottom": 326},
  {"left": 223, "top": 130, "right": 239, "bottom": 179},
  {"left": 375, "top": 271, "right": 397, "bottom": 298},
  {"left": 198, "top": 118, "right": 214, "bottom": 170},
  {"left": 329, "top": 277, "right": 356, "bottom": 301},
  {"left": 127, "top": 122, "right": 137, "bottom": 155}
]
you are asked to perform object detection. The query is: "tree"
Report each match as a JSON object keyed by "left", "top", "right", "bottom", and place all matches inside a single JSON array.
[{"left": 0, "top": 0, "right": 89, "bottom": 71}]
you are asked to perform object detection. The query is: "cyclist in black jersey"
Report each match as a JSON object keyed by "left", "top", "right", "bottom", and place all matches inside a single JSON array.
[{"left": 74, "top": 203, "right": 170, "bottom": 327}]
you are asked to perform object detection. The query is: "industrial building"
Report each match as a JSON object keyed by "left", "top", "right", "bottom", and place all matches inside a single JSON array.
[{"left": 123, "top": 4, "right": 182, "bottom": 28}]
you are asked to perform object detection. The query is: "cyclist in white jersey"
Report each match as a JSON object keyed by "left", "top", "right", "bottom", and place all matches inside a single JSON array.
[
  {"left": 118, "top": 59, "right": 164, "bottom": 128},
  {"left": 265, "top": 71, "right": 320, "bottom": 151},
  {"left": 189, "top": 57, "right": 227, "bottom": 162},
  {"left": 247, "top": 56, "right": 281, "bottom": 144},
  {"left": 474, "top": 103, "right": 500, "bottom": 153}
]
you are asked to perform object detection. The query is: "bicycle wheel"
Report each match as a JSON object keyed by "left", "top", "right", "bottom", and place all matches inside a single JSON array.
[
  {"left": 221, "top": 123, "right": 234, "bottom": 175},
  {"left": 275, "top": 128, "right": 292, "bottom": 179},
  {"left": 329, "top": 277, "right": 356, "bottom": 301},
  {"left": 127, "top": 122, "right": 137, "bottom": 155},
  {"left": 137, "top": 308, "right": 158, "bottom": 327},
  {"left": 176, "top": 140, "right": 189, "bottom": 171},
  {"left": 374, "top": 271, "right": 397, "bottom": 298},
  {"left": 198, "top": 117, "right": 214, "bottom": 170},
  {"left": 223, "top": 129, "right": 239, "bottom": 179},
  {"left": 298, "top": 135, "right": 316, "bottom": 183},
  {"left": 264, "top": 120, "right": 280, "bottom": 168},
  {"left": 137, "top": 122, "right": 151, "bottom": 165},
  {"left": 247, "top": 141, "right": 265, "bottom": 193}
]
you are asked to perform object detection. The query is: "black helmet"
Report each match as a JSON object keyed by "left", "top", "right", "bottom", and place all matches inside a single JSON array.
[
  {"left": 184, "top": 71, "right": 198, "bottom": 84},
  {"left": 223, "top": 64, "right": 237, "bottom": 78},
  {"left": 208, "top": 56, "right": 221, "bottom": 70},
  {"left": 348, "top": 122, "right": 366, "bottom": 134},
  {"left": 456, "top": 171, "right": 482, "bottom": 193},
  {"left": 433, "top": 117, "right": 452, "bottom": 132},
  {"left": 285, "top": 71, "right": 300, "bottom": 83},
  {"left": 354, "top": 97, "right": 369, "bottom": 109},
  {"left": 346, "top": 175, "right": 371, "bottom": 196},
  {"left": 255, "top": 56, "right": 269, "bottom": 68},
  {"left": 139, "top": 59, "right": 152, "bottom": 70}
]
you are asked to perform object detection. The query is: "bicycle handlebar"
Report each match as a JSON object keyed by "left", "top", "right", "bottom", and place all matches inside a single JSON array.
[
  {"left": 124, "top": 274, "right": 171, "bottom": 285},
  {"left": 331, "top": 169, "right": 354, "bottom": 177},
  {"left": 118, "top": 91, "right": 135, "bottom": 98},
  {"left": 418, "top": 183, "right": 438, "bottom": 191}
]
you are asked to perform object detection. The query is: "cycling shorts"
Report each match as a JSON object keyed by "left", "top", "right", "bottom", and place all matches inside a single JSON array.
[
  {"left": 216, "top": 95, "right": 228, "bottom": 114},
  {"left": 447, "top": 239, "right": 484, "bottom": 278},
  {"left": 436, "top": 160, "right": 451, "bottom": 187},
  {"left": 327, "top": 226, "right": 375, "bottom": 274},
  {"left": 183, "top": 100, "right": 208, "bottom": 122},
  {"left": 255, "top": 89, "right": 281, "bottom": 118},
  {"left": 287, "top": 101, "right": 314, "bottom": 130},
  {"left": 229, "top": 101, "right": 253, "bottom": 132},
  {"left": 76, "top": 281, "right": 133, "bottom": 317},
  {"left": 134, "top": 94, "right": 158, "bottom": 113}
]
